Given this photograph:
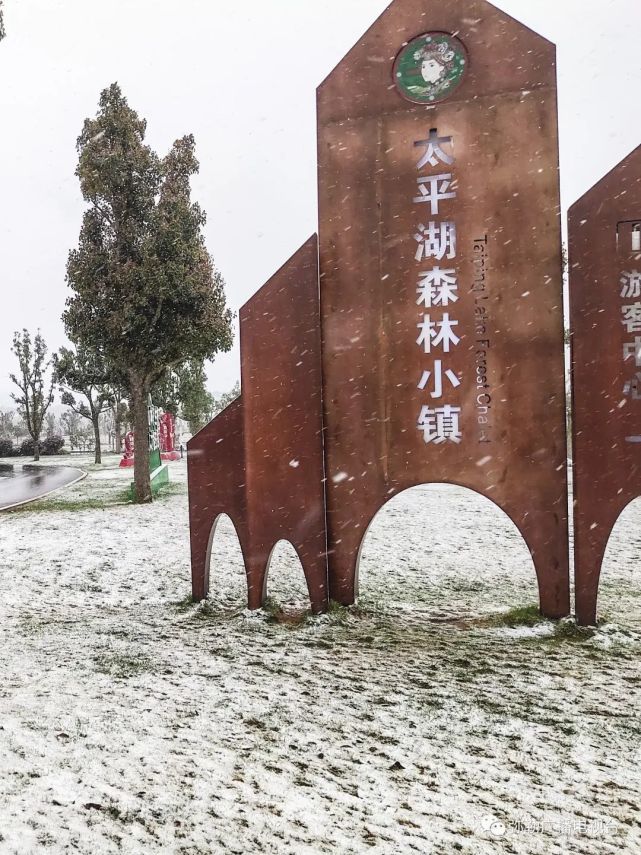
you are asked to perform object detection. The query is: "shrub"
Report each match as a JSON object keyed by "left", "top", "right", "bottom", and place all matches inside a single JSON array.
[
  {"left": 19, "top": 437, "right": 42, "bottom": 456},
  {"left": 42, "top": 435, "right": 65, "bottom": 456},
  {"left": 0, "top": 437, "right": 15, "bottom": 457}
]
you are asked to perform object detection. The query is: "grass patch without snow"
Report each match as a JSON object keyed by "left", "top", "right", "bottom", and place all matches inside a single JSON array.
[
  {"left": 8, "top": 490, "right": 131, "bottom": 513},
  {"left": 93, "top": 652, "right": 154, "bottom": 678}
]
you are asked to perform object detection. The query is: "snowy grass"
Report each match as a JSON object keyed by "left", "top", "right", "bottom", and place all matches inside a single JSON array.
[{"left": 0, "top": 459, "right": 640, "bottom": 853}]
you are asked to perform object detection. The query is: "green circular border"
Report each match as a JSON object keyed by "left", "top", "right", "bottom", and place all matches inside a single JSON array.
[{"left": 392, "top": 32, "right": 468, "bottom": 105}]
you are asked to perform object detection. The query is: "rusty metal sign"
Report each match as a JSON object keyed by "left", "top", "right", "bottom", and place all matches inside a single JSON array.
[
  {"left": 188, "top": 0, "right": 570, "bottom": 618},
  {"left": 570, "top": 145, "right": 641, "bottom": 625},
  {"left": 188, "top": 237, "right": 328, "bottom": 611},
  {"left": 317, "top": 0, "right": 569, "bottom": 616}
]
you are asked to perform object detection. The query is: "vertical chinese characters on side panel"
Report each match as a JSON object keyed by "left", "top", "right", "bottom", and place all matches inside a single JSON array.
[
  {"left": 413, "top": 129, "right": 463, "bottom": 445},
  {"left": 622, "top": 267, "right": 641, "bottom": 441}
]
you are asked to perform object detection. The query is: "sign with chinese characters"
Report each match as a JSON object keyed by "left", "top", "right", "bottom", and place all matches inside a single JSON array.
[
  {"left": 569, "top": 144, "right": 641, "bottom": 625},
  {"left": 187, "top": 0, "right": 570, "bottom": 621},
  {"left": 318, "top": 0, "right": 569, "bottom": 615},
  {"left": 621, "top": 270, "right": 641, "bottom": 419},
  {"left": 414, "top": 129, "right": 463, "bottom": 445}
]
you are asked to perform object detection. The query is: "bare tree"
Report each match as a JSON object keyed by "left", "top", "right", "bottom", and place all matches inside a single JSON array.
[
  {"left": 55, "top": 345, "right": 113, "bottom": 464},
  {"left": 0, "top": 408, "right": 15, "bottom": 438},
  {"left": 61, "top": 409, "right": 81, "bottom": 450},
  {"left": 10, "top": 330, "right": 55, "bottom": 461},
  {"left": 45, "top": 412, "right": 58, "bottom": 438}
]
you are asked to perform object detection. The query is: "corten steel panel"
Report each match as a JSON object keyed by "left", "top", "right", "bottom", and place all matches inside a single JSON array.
[
  {"left": 188, "top": 237, "right": 327, "bottom": 611},
  {"left": 317, "top": 0, "right": 570, "bottom": 615},
  {"left": 240, "top": 236, "right": 328, "bottom": 612},
  {"left": 569, "top": 145, "right": 641, "bottom": 626},
  {"left": 187, "top": 397, "right": 248, "bottom": 601}
]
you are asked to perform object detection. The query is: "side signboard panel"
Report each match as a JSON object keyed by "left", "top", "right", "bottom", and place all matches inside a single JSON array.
[{"left": 570, "top": 145, "right": 641, "bottom": 625}]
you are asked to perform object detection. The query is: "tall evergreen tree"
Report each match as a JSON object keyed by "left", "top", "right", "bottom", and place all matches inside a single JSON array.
[
  {"left": 64, "top": 84, "right": 233, "bottom": 501},
  {"left": 10, "top": 330, "right": 55, "bottom": 461}
]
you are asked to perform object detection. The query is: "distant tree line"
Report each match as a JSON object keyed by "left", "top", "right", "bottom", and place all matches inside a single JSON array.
[{"left": 3, "top": 333, "right": 237, "bottom": 463}]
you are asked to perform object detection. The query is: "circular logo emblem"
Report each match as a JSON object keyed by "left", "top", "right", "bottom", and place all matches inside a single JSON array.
[{"left": 393, "top": 33, "right": 468, "bottom": 104}]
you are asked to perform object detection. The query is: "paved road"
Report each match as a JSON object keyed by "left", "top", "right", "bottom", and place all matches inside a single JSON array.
[{"left": 0, "top": 465, "right": 85, "bottom": 510}]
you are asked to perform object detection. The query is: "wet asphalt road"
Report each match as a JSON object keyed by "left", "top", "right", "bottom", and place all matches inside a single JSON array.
[{"left": 0, "top": 465, "right": 84, "bottom": 510}]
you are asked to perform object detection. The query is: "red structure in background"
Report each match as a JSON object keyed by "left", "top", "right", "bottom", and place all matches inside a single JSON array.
[
  {"left": 570, "top": 145, "right": 641, "bottom": 625},
  {"left": 120, "top": 412, "right": 179, "bottom": 468},
  {"left": 160, "top": 413, "right": 180, "bottom": 461},
  {"left": 188, "top": 0, "right": 570, "bottom": 617},
  {"left": 119, "top": 431, "right": 135, "bottom": 468}
]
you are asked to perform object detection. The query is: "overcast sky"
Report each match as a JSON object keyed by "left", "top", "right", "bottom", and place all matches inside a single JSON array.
[{"left": 1, "top": 0, "right": 640, "bottom": 406}]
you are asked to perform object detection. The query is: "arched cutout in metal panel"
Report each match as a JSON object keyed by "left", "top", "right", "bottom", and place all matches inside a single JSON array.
[
  {"left": 595, "top": 496, "right": 641, "bottom": 625},
  {"left": 264, "top": 539, "right": 311, "bottom": 611},
  {"left": 205, "top": 513, "right": 248, "bottom": 608},
  {"left": 356, "top": 483, "right": 538, "bottom": 619}
]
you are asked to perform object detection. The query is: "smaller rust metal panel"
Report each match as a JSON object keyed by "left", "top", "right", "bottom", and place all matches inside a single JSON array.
[
  {"left": 187, "top": 398, "right": 248, "bottom": 599},
  {"left": 240, "top": 235, "right": 328, "bottom": 609},
  {"left": 569, "top": 144, "right": 641, "bottom": 625}
]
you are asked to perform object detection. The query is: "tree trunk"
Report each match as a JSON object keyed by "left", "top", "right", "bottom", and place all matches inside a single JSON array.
[
  {"left": 114, "top": 401, "right": 123, "bottom": 453},
  {"left": 131, "top": 378, "right": 152, "bottom": 503},
  {"left": 33, "top": 435, "right": 40, "bottom": 462},
  {"left": 92, "top": 411, "right": 102, "bottom": 465},
  {"left": 115, "top": 417, "right": 122, "bottom": 454}
]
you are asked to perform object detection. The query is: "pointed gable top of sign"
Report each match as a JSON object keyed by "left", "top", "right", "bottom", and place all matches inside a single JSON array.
[
  {"left": 317, "top": 0, "right": 556, "bottom": 124},
  {"left": 569, "top": 144, "right": 641, "bottom": 219}
]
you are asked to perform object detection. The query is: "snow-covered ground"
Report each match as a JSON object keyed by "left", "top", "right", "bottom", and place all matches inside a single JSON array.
[{"left": 0, "top": 455, "right": 640, "bottom": 854}]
